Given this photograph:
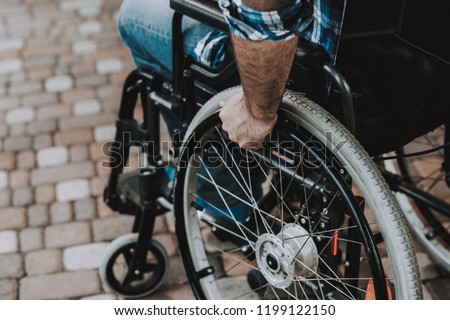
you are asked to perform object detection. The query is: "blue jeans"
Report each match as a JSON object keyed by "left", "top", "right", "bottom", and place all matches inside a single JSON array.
[{"left": 118, "top": 0, "right": 214, "bottom": 80}]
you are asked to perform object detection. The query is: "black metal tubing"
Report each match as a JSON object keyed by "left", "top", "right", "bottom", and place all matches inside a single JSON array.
[
  {"left": 394, "top": 177, "right": 450, "bottom": 220},
  {"left": 170, "top": 0, "right": 228, "bottom": 32},
  {"left": 105, "top": 69, "right": 163, "bottom": 208},
  {"left": 118, "top": 69, "right": 159, "bottom": 119},
  {"left": 383, "top": 169, "right": 450, "bottom": 219},
  {"left": 321, "top": 63, "right": 356, "bottom": 135},
  {"left": 172, "top": 11, "right": 184, "bottom": 96}
]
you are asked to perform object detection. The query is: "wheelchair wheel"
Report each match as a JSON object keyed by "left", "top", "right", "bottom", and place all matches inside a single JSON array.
[
  {"left": 174, "top": 86, "right": 422, "bottom": 300},
  {"left": 99, "top": 233, "right": 169, "bottom": 299},
  {"left": 384, "top": 126, "right": 450, "bottom": 274}
]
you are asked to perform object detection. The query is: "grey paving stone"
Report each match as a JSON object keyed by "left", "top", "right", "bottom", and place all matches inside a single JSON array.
[
  {"left": 24, "top": 249, "right": 62, "bottom": 276},
  {"left": 8, "top": 81, "right": 42, "bottom": 96},
  {"left": 92, "top": 215, "right": 134, "bottom": 242},
  {"left": 0, "top": 154, "right": 15, "bottom": 171},
  {"left": 0, "top": 124, "right": 8, "bottom": 138},
  {"left": 0, "top": 171, "right": 8, "bottom": 189},
  {"left": 19, "top": 228, "right": 44, "bottom": 253},
  {"left": 22, "top": 92, "right": 58, "bottom": 107},
  {"left": 0, "top": 207, "right": 27, "bottom": 230},
  {"left": 16, "top": 150, "right": 35, "bottom": 169},
  {"left": 36, "top": 146, "right": 69, "bottom": 168},
  {"left": 33, "top": 134, "right": 53, "bottom": 150},
  {"left": 69, "top": 144, "right": 89, "bottom": 162},
  {"left": 34, "top": 184, "right": 56, "bottom": 205},
  {"left": 45, "top": 221, "right": 91, "bottom": 248},
  {"left": 27, "top": 204, "right": 49, "bottom": 227},
  {"left": 19, "top": 270, "right": 101, "bottom": 299},
  {"left": 56, "top": 179, "right": 90, "bottom": 202},
  {"left": 3, "top": 136, "right": 32, "bottom": 152},
  {"left": 75, "top": 74, "right": 108, "bottom": 87},
  {"left": 416, "top": 252, "right": 441, "bottom": 281},
  {"left": 0, "top": 253, "right": 23, "bottom": 278},
  {"left": 5, "top": 107, "right": 34, "bottom": 125},
  {"left": 74, "top": 198, "right": 97, "bottom": 220},
  {"left": 0, "top": 97, "right": 20, "bottom": 111},
  {"left": 63, "top": 242, "right": 109, "bottom": 271},
  {"left": 28, "top": 119, "right": 58, "bottom": 135},
  {"left": 9, "top": 170, "right": 30, "bottom": 188},
  {"left": 30, "top": 161, "right": 95, "bottom": 186},
  {"left": 0, "top": 190, "right": 11, "bottom": 208},
  {"left": 0, "top": 279, "right": 18, "bottom": 300},
  {"left": 0, "top": 230, "right": 19, "bottom": 254},
  {"left": 49, "top": 202, "right": 72, "bottom": 224},
  {"left": 425, "top": 278, "right": 450, "bottom": 299},
  {"left": 12, "top": 187, "right": 33, "bottom": 207},
  {"left": 0, "top": 38, "right": 24, "bottom": 53}
]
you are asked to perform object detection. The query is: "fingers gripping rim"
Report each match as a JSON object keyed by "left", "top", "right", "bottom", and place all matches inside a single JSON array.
[{"left": 176, "top": 86, "right": 422, "bottom": 299}]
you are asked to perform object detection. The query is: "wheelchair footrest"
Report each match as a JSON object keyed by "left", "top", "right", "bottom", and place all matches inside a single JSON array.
[
  {"left": 114, "top": 169, "right": 174, "bottom": 215},
  {"left": 118, "top": 170, "right": 141, "bottom": 206}
]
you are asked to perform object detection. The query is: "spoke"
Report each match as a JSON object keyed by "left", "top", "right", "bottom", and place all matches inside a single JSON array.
[
  {"left": 291, "top": 251, "right": 356, "bottom": 299},
  {"left": 426, "top": 171, "right": 445, "bottom": 193},
  {"left": 194, "top": 189, "right": 260, "bottom": 237},
  {"left": 223, "top": 253, "right": 256, "bottom": 275},
  {"left": 214, "top": 128, "right": 265, "bottom": 214},
  {"left": 245, "top": 149, "right": 262, "bottom": 237},
  {"left": 308, "top": 275, "right": 366, "bottom": 295},
  {"left": 314, "top": 255, "right": 356, "bottom": 298},
  {"left": 194, "top": 175, "right": 284, "bottom": 227},
  {"left": 211, "top": 128, "right": 270, "bottom": 234},
  {"left": 194, "top": 195, "right": 258, "bottom": 244},
  {"left": 199, "top": 156, "right": 256, "bottom": 250},
  {"left": 247, "top": 150, "right": 298, "bottom": 222},
  {"left": 290, "top": 191, "right": 341, "bottom": 265},
  {"left": 293, "top": 278, "right": 322, "bottom": 300},
  {"left": 276, "top": 132, "right": 286, "bottom": 246}
]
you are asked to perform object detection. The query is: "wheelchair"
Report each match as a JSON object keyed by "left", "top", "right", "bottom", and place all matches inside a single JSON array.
[{"left": 99, "top": 0, "right": 449, "bottom": 300}]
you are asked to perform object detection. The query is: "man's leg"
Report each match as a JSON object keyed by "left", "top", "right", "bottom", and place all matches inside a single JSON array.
[{"left": 117, "top": 0, "right": 215, "bottom": 80}]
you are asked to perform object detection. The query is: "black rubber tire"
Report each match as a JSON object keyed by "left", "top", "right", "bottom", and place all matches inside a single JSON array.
[{"left": 99, "top": 233, "right": 169, "bottom": 299}]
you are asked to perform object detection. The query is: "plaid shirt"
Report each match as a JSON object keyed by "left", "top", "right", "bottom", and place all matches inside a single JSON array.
[{"left": 192, "top": 0, "right": 346, "bottom": 68}]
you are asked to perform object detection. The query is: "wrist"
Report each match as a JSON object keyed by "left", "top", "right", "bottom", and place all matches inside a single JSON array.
[{"left": 244, "top": 96, "right": 279, "bottom": 122}]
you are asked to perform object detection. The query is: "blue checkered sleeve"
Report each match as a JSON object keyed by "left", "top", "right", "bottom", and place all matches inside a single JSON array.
[
  {"left": 191, "top": 0, "right": 346, "bottom": 69},
  {"left": 219, "top": 0, "right": 304, "bottom": 41}
]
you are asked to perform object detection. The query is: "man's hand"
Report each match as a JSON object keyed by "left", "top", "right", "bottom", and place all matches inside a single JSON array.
[
  {"left": 219, "top": 89, "right": 277, "bottom": 149},
  {"left": 219, "top": 0, "right": 298, "bottom": 148}
]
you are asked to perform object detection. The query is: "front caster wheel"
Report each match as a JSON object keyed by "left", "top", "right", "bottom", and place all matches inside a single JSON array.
[{"left": 99, "top": 233, "right": 169, "bottom": 299}]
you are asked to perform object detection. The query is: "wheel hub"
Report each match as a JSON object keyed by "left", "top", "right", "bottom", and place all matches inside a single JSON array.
[{"left": 255, "top": 223, "right": 319, "bottom": 289}]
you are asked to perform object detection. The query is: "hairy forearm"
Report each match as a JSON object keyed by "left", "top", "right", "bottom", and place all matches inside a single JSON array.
[
  {"left": 232, "top": 34, "right": 298, "bottom": 121},
  {"left": 232, "top": 0, "right": 298, "bottom": 121}
]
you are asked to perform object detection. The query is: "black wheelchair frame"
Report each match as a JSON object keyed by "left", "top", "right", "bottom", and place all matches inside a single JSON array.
[{"left": 101, "top": 0, "right": 449, "bottom": 298}]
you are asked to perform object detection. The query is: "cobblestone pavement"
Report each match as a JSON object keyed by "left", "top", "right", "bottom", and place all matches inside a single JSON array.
[{"left": 0, "top": 0, "right": 449, "bottom": 300}]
